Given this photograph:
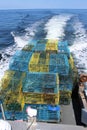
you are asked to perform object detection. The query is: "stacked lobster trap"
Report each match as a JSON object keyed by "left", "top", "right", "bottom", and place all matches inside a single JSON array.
[{"left": 0, "top": 39, "right": 77, "bottom": 122}]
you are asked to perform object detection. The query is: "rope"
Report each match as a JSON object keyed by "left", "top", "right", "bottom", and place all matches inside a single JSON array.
[{"left": 26, "top": 117, "right": 35, "bottom": 130}]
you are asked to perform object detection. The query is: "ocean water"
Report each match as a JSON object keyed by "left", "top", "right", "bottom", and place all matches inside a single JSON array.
[{"left": 0, "top": 9, "right": 87, "bottom": 79}]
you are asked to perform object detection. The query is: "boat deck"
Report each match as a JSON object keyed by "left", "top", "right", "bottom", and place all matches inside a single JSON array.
[{"left": 9, "top": 121, "right": 86, "bottom": 130}]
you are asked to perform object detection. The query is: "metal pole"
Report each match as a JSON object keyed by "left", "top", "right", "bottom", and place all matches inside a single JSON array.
[{"left": 0, "top": 103, "right": 6, "bottom": 120}]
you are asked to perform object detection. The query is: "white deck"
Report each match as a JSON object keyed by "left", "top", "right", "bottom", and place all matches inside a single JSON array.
[{"left": 9, "top": 121, "right": 86, "bottom": 130}]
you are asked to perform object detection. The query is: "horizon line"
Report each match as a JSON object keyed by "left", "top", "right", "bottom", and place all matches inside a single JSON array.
[{"left": 0, "top": 8, "right": 87, "bottom": 10}]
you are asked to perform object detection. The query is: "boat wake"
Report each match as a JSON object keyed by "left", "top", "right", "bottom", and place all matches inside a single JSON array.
[
  {"left": 0, "top": 13, "right": 87, "bottom": 80},
  {"left": 69, "top": 18, "right": 87, "bottom": 73},
  {"left": 44, "top": 14, "right": 72, "bottom": 40},
  {"left": 0, "top": 21, "right": 43, "bottom": 80}
]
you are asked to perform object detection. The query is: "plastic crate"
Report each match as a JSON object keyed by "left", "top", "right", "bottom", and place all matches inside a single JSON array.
[{"left": 23, "top": 104, "right": 61, "bottom": 122}]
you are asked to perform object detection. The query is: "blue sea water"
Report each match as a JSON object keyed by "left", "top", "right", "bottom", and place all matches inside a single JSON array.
[{"left": 0, "top": 9, "right": 87, "bottom": 79}]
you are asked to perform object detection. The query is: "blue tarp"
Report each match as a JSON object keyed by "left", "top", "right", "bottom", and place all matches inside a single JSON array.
[{"left": 48, "top": 105, "right": 60, "bottom": 111}]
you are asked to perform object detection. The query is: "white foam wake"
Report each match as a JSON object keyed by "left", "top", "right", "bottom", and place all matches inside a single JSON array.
[
  {"left": 44, "top": 14, "right": 72, "bottom": 40},
  {"left": 0, "top": 45, "right": 16, "bottom": 80},
  {"left": 0, "top": 21, "right": 42, "bottom": 80},
  {"left": 12, "top": 20, "right": 43, "bottom": 48},
  {"left": 69, "top": 19, "right": 87, "bottom": 73}
]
